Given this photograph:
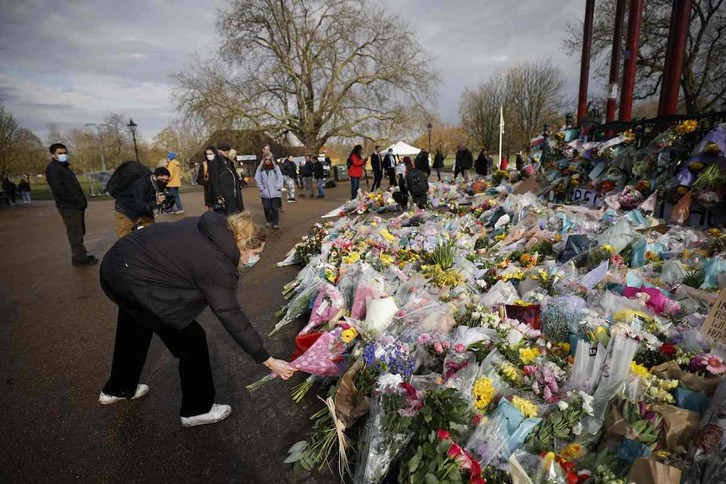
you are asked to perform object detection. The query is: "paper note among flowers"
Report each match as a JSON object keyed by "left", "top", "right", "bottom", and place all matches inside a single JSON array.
[{"left": 700, "top": 289, "right": 726, "bottom": 345}]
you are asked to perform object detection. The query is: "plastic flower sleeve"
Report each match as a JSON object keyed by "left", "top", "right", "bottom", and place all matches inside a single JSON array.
[
  {"left": 350, "top": 265, "right": 387, "bottom": 321},
  {"left": 269, "top": 279, "right": 324, "bottom": 336},
  {"left": 353, "top": 381, "right": 415, "bottom": 484},
  {"left": 298, "top": 283, "right": 346, "bottom": 335}
]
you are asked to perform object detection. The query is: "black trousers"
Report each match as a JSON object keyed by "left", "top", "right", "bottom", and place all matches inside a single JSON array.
[
  {"left": 261, "top": 197, "right": 280, "bottom": 225},
  {"left": 392, "top": 191, "right": 408, "bottom": 209},
  {"left": 100, "top": 273, "right": 215, "bottom": 417},
  {"left": 58, "top": 208, "right": 88, "bottom": 260},
  {"left": 386, "top": 168, "right": 397, "bottom": 186},
  {"left": 371, "top": 170, "right": 383, "bottom": 191}
]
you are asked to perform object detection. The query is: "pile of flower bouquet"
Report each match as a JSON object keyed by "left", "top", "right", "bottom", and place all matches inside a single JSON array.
[{"left": 255, "top": 160, "right": 726, "bottom": 484}]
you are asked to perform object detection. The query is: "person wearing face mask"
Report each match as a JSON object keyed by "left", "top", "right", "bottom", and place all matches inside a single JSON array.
[
  {"left": 255, "top": 153, "right": 284, "bottom": 229},
  {"left": 209, "top": 143, "right": 245, "bottom": 215},
  {"left": 98, "top": 210, "right": 295, "bottom": 426},
  {"left": 114, "top": 166, "right": 171, "bottom": 237},
  {"left": 45, "top": 143, "right": 98, "bottom": 266},
  {"left": 197, "top": 146, "right": 217, "bottom": 211}
]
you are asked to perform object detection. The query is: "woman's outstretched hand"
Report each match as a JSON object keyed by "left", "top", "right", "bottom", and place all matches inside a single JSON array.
[{"left": 263, "top": 357, "right": 296, "bottom": 380}]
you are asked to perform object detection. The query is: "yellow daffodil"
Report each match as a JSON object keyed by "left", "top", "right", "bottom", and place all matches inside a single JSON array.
[
  {"left": 601, "top": 244, "right": 615, "bottom": 253},
  {"left": 472, "top": 377, "right": 496, "bottom": 410},
  {"left": 379, "top": 253, "right": 395, "bottom": 266},
  {"left": 501, "top": 363, "right": 523, "bottom": 385},
  {"left": 519, "top": 347, "right": 540, "bottom": 365},
  {"left": 630, "top": 361, "right": 650, "bottom": 379},
  {"left": 379, "top": 229, "right": 396, "bottom": 242},
  {"left": 511, "top": 395, "right": 539, "bottom": 418},
  {"left": 342, "top": 251, "right": 361, "bottom": 265}
]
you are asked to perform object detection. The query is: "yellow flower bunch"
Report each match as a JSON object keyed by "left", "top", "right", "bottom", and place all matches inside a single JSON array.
[
  {"left": 706, "top": 228, "right": 722, "bottom": 237},
  {"left": 379, "top": 229, "right": 396, "bottom": 242},
  {"left": 494, "top": 233, "right": 507, "bottom": 242},
  {"left": 500, "top": 362, "right": 523, "bottom": 385},
  {"left": 325, "top": 267, "right": 337, "bottom": 283},
  {"left": 519, "top": 347, "right": 540, "bottom": 364},
  {"left": 601, "top": 244, "right": 615, "bottom": 254},
  {"left": 519, "top": 253, "right": 538, "bottom": 268},
  {"left": 554, "top": 233, "right": 563, "bottom": 242},
  {"left": 675, "top": 119, "right": 698, "bottom": 134},
  {"left": 472, "top": 377, "right": 496, "bottom": 410},
  {"left": 630, "top": 361, "right": 650, "bottom": 379},
  {"left": 379, "top": 253, "right": 395, "bottom": 266},
  {"left": 497, "top": 258, "right": 511, "bottom": 269},
  {"left": 560, "top": 443, "right": 586, "bottom": 461},
  {"left": 511, "top": 395, "right": 538, "bottom": 418},
  {"left": 613, "top": 309, "right": 653, "bottom": 326},
  {"left": 342, "top": 251, "right": 361, "bottom": 265},
  {"left": 341, "top": 327, "right": 358, "bottom": 344},
  {"left": 501, "top": 271, "right": 525, "bottom": 282},
  {"left": 645, "top": 251, "right": 661, "bottom": 262}
]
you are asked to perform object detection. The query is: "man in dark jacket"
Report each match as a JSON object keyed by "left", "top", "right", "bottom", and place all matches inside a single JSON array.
[
  {"left": 475, "top": 149, "right": 490, "bottom": 177},
  {"left": 370, "top": 146, "right": 383, "bottom": 191},
  {"left": 98, "top": 211, "right": 295, "bottom": 426},
  {"left": 433, "top": 148, "right": 445, "bottom": 181},
  {"left": 2, "top": 177, "right": 18, "bottom": 206},
  {"left": 414, "top": 150, "right": 431, "bottom": 177},
  {"left": 45, "top": 143, "right": 97, "bottom": 266},
  {"left": 313, "top": 158, "right": 325, "bottom": 198},
  {"left": 454, "top": 143, "right": 474, "bottom": 182},
  {"left": 209, "top": 143, "right": 245, "bottom": 215},
  {"left": 281, "top": 155, "right": 298, "bottom": 203},
  {"left": 300, "top": 155, "right": 314, "bottom": 197},
  {"left": 114, "top": 167, "right": 170, "bottom": 238},
  {"left": 383, "top": 148, "right": 397, "bottom": 187}
]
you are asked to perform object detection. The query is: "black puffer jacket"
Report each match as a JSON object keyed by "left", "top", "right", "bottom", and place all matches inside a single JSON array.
[
  {"left": 45, "top": 159, "right": 88, "bottom": 210},
  {"left": 208, "top": 155, "right": 244, "bottom": 214},
  {"left": 100, "top": 212, "right": 270, "bottom": 363}
]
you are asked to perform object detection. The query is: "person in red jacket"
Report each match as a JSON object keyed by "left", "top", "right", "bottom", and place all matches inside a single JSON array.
[{"left": 347, "top": 144, "right": 367, "bottom": 199}]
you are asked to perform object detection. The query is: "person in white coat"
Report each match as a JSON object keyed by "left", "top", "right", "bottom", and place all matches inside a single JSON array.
[{"left": 254, "top": 154, "right": 285, "bottom": 229}]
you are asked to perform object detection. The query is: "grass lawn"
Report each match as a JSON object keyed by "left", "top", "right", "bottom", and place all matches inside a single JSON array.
[{"left": 15, "top": 177, "right": 204, "bottom": 201}]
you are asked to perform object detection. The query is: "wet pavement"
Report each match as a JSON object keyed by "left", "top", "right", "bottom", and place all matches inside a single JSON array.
[{"left": 0, "top": 183, "right": 354, "bottom": 483}]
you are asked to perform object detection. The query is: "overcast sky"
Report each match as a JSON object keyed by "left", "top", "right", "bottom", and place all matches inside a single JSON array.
[{"left": 0, "top": 0, "right": 587, "bottom": 142}]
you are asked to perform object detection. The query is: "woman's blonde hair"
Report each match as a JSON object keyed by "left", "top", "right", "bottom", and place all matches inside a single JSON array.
[{"left": 226, "top": 211, "right": 267, "bottom": 253}]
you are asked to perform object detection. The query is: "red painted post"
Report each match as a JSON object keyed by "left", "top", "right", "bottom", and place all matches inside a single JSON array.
[
  {"left": 606, "top": 0, "right": 626, "bottom": 122},
  {"left": 658, "top": 0, "right": 692, "bottom": 116},
  {"left": 619, "top": 0, "right": 644, "bottom": 121},
  {"left": 577, "top": 0, "right": 596, "bottom": 125}
]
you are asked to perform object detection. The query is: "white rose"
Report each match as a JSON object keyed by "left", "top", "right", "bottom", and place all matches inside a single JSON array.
[
  {"left": 572, "top": 422, "right": 583, "bottom": 436},
  {"left": 558, "top": 401, "right": 569, "bottom": 411}
]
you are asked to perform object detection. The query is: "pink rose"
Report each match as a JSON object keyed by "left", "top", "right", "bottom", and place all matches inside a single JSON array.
[{"left": 455, "top": 343, "right": 466, "bottom": 353}]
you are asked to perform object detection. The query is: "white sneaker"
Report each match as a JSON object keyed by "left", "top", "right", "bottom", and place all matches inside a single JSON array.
[
  {"left": 180, "top": 403, "right": 231, "bottom": 427},
  {"left": 99, "top": 384, "right": 149, "bottom": 405}
]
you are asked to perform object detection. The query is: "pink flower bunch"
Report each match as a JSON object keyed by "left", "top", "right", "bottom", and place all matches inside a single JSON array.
[
  {"left": 397, "top": 382, "right": 424, "bottom": 417},
  {"left": 524, "top": 364, "right": 560, "bottom": 403},
  {"left": 437, "top": 430, "right": 485, "bottom": 484}
]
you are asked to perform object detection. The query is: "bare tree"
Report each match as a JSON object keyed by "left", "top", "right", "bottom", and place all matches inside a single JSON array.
[
  {"left": 173, "top": 0, "right": 438, "bottom": 154},
  {"left": 459, "top": 60, "right": 564, "bottom": 155},
  {"left": 459, "top": 73, "right": 508, "bottom": 153},
  {"left": 564, "top": 0, "right": 726, "bottom": 113},
  {"left": 0, "top": 105, "right": 20, "bottom": 178}
]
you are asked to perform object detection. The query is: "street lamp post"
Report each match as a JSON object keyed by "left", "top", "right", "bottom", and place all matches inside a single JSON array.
[
  {"left": 542, "top": 122, "right": 549, "bottom": 164},
  {"left": 427, "top": 122, "right": 433, "bottom": 153},
  {"left": 84, "top": 123, "right": 110, "bottom": 171},
  {"left": 127, "top": 118, "right": 139, "bottom": 163}
]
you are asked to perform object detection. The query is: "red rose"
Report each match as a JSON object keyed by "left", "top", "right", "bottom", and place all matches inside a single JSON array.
[
  {"left": 660, "top": 343, "right": 676, "bottom": 356},
  {"left": 437, "top": 429, "right": 451, "bottom": 441}
]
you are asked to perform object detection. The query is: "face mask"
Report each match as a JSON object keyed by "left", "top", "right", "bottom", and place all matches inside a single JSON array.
[
  {"left": 156, "top": 180, "right": 168, "bottom": 190},
  {"left": 206, "top": 154, "right": 215, "bottom": 161},
  {"left": 244, "top": 254, "right": 260, "bottom": 268},
  {"left": 57, "top": 154, "right": 69, "bottom": 163}
]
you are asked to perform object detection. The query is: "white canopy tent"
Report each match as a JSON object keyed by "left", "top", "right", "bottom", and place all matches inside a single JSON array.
[{"left": 385, "top": 141, "right": 421, "bottom": 156}]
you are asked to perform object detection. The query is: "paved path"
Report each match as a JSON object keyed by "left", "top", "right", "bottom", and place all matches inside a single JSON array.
[{"left": 0, "top": 184, "right": 353, "bottom": 483}]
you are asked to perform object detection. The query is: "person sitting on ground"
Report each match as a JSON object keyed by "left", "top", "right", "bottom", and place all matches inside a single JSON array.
[
  {"left": 114, "top": 166, "right": 171, "bottom": 238},
  {"left": 404, "top": 156, "right": 429, "bottom": 209},
  {"left": 18, "top": 177, "right": 32, "bottom": 204},
  {"left": 98, "top": 210, "right": 295, "bottom": 427}
]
